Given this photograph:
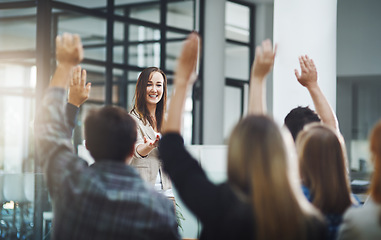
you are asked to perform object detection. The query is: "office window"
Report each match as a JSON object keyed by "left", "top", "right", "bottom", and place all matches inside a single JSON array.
[{"left": 224, "top": 1, "right": 254, "bottom": 140}]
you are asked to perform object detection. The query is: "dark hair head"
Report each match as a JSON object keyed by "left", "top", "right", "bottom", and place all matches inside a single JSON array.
[
  {"left": 84, "top": 106, "right": 137, "bottom": 162},
  {"left": 284, "top": 106, "right": 320, "bottom": 141},
  {"left": 131, "top": 67, "right": 167, "bottom": 132}
]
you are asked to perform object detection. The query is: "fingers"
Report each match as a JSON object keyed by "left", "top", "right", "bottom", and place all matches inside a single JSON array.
[
  {"left": 56, "top": 35, "right": 62, "bottom": 50},
  {"left": 255, "top": 45, "right": 262, "bottom": 58},
  {"left": 256, "top": 39, "right": 275, "bottom": 61},
  {"left": 62, "top": 33, "right": 72, "bottom": 50},
  {"left": 294, "top": 69, "right": 300, "bottom": 80},
  {"left": 73, "top": 34, "right": 81, "bottom": 48},
  {"left": 72, "top": 66, "right": 81, "bottom": 86},
  {"left": 85, "top": 82, "right": 91, "bottom": 94},
  {"left": 309, "top": 58, "right": 317, "bottom": 71},
  {"left": 299, "top": 55, "right": 317, "bottom": 72},
  {"left": 304, "top": 55, "right": 312, "bottom": 69},
  {"left": 72, "top": 66, "right": 88, "bottom": 87},
  {"left": 56, "top": 33, "right": 83, "bottom": 65},
  {"left": 262, "top": 39, "right": 272, "bottom": 54},
  {"left": 186, "top": 32, "right": 200, "bottom": 71},
  {"left": 305, "top": 56, "right": 317, "bottom": 73},
  {"left": 73, "top": 34, "right": 84, "bottom": 62},
  {"left": 152, "top": 134, "right": 160, "bottom": 144},
  {"left": 179, "top": 32, "right": 200, "bottom": 76},
  {"left": 80, "top": 69, "right": 87, "bottom": 87},
  {"left": 299, "top": 56, "right": 307, "bottom": 71}
]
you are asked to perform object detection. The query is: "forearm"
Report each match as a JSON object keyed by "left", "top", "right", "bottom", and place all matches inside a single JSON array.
[
  {"left": 307, "top": 84, "right": 338, "bottom": 130},
  {"left": 50, "top": 64, "right": 73, "bottom": 89},
  {"left": 248, "top": 77, "right": 266, "bottom": 115},
  {"left": 35, "top": 88, "right": 74, "bottom": 168},
  {"left": 163, "top": 83, "right": 189, "bottom": 133},
  {"left": 136, "top": 143, "right": 155, "bottom": 157},
  {"left": 66, "top": 103, "right": 80, "bottom": 137}
]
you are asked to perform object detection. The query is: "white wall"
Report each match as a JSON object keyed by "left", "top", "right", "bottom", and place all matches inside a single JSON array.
[{"left": 273, "top": 0, "right": 337, "bottom": 125}]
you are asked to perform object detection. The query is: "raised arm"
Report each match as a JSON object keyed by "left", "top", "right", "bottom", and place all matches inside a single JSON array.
[
  {"left": 160, "top": 32, "right": 236, "bottom": 225},
  {"left": 35, "top": 33, "right": 85, "bottom": 191},
  {"left": 248, "top": 39, "right": 276, "bottom": 115},
  {"left": 295, "top": 55, "right": 339, "bottom": 131},
  {"left": 66, "top": 65, "right": 91, "bottom": 135},
  {"left": 162, "top": 32, "right": 199, "bottom": 134}
]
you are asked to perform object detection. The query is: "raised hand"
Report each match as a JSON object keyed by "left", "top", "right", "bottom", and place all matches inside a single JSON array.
[
  {"left": 56, "top": 33, "right": 83, "bottom": 67},
  {"left": 68, "top": 66, "right": 91, "bottom": 107},
  {"left": 295, "top": 55, "right": 318, "bottom": 89},
  {"left": 174, "top": 32, "right": 200, "bottom": 87},
  {"left": 294, "top": 55, "right": 339, "bottom": 130},
  {"left": 248, "top": 39, "right": 276, "bottom": 115},
  {"left": 50, "top": 33, "right": 84, "bottom": 89},
  {"left": 162, "top": 32, "right": 201, "bottom": 134},
  {"left": 251, "top": 39, "right": 276, "bottom": 79}
]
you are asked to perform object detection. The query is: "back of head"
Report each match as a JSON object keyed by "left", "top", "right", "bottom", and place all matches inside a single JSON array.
[
  {"left": 284, "top": 106, "right": 320, "bottom": 141},
  {"left": 228, "top": 115, "right": 318, "bottom": 240},
  {"left": 85, "top": 106, "right": 137, "bottom": 162},
  {"left": 296, "top": 123, "right": 352, "bottom": 214},
  {"left": 370, "top": 120, "right": 381, "bottom": 203}
]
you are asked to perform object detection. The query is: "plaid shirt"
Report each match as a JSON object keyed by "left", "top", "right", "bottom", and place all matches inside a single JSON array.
[{"left": 35, "top": 88, "right": 180, "bottom": 240}]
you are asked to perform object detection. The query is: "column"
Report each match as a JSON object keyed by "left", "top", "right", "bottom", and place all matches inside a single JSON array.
[
  {"left": 273, "top": 0, "right": 338, "bottom": 124},
  {"left": 202, "top": 0, "right": 226, "bottom": 144}
]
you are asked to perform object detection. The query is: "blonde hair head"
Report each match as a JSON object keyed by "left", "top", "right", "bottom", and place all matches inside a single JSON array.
[{"left": 228, "top": 115, "right": 320, "bottom": 240}]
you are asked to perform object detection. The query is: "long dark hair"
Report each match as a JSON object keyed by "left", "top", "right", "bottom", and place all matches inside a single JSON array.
[
  {"left": 131, "top": 67, "right": 167, "bottom": 132},
  {"left": 297, "top": 124, "right": 352, "bottom": 215}
]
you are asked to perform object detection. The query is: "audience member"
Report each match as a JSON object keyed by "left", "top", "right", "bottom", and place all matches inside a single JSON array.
[
  {"left": 296, "top": 123, "right": 354, "bottom": 240},
  {"left": 337, "top": 120, "right": 381, "bottom": 240},
  {"left": 129, "top": 67, "right": 172, "bottom": 195},
  {"left": 284, "top": 55, "right": 338, "bottom": 140},
  {"left": 35, "top": 33, "right": 179, "bottom": 240},
  {"left": 159, "top": 35, "right": 327, "bottom": 240},
  {"left": 284, "top": 106, "right": 320, "bottom": 140},
  {"left": 65, "top": 65, "right": 90, "bottom": 133},
  {"left": 290, "top": 55, "right": 356, "bottom": 239}
]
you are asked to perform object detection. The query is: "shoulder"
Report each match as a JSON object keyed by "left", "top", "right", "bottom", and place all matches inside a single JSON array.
[
  {"left": 343, "top": 199, "right": 380, "bottom": 222},
  {"left": 129, "top": 109, "right": 140, "bottom": 120},
  {"left": 129, "top": 110, "right": 145, "bottom": 127},
  {"left": 337, "top": 200, "right": 381, "bottom": 240}
]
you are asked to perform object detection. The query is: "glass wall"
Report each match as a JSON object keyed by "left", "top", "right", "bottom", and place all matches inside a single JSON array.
[
  {"left": 223, "top": 1, "right": 254, "bottom": 140},
  {"left": 0, "top": 4, "right": 37, "bottom": 173},
  {"left": 337, "top": 76, "right": 381, "bottom": 176}
]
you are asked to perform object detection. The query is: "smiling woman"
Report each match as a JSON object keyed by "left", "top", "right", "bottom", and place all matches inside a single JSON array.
[{"left": 129, "top": 67, "right": 173, "bottom": 195}]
